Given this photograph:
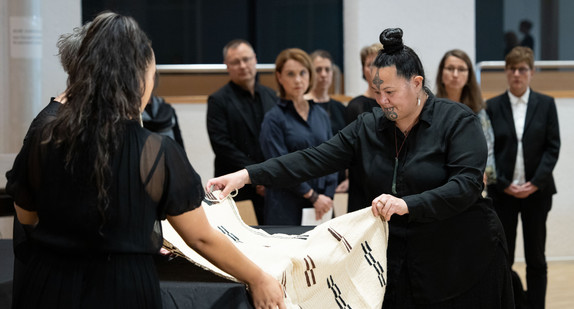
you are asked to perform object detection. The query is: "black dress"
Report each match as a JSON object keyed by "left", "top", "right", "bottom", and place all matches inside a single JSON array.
[
  {"left": 6, "top": 120, "right": 204, "bottom": 309},
  {"left": 9, "top": 98, "right": 62, "bottom": 306}
]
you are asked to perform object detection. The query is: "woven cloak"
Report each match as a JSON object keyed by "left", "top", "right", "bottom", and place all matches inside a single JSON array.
[{"left": 162, "top": 194, "right": 388, "bottom": 308}]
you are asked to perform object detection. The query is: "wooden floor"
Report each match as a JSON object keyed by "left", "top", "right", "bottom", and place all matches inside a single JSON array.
[{"left": 513, "top": 260, "right": 574, "bottom": 308}]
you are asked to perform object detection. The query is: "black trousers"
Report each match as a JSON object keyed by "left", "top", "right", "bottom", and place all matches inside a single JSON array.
[
  {"left": 381, "top": 241, "right": 514, "bottom": 309},
  {"left": 489, "top": 188, "right": 552, "bottom": 309}
]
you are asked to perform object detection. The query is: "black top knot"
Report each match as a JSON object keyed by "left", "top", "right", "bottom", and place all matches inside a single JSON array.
[{"left": 379, "top": 28, "right": 404, "bottom": 54}]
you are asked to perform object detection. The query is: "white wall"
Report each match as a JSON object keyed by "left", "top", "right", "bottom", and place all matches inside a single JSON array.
[
  {"left": 174, "top": 104, "right": 214, "bottom": 184},
  {"left": 41, "top": 1, "right": 80, "bottom": 101},
  {"left": 343, "top": 0, "right": 476, "bottom": 97},
  {"left": 0, "top": 0, "right": 8, "bottom": 151},
  {"left": 7, "top": 0, "right": 43, "bottom": 155},
  {"left": 0, "top": 0, "right": 79, "bottom": 153}
]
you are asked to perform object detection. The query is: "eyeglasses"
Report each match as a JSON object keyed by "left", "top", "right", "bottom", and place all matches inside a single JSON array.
[
  {"left": 506, "top": 67, "right": 531, "bottom": 74},
  {"left": 444, "top": 67, "right": 469, "bottom": 74},
  {"left": 227, "top": 56, "right": 254, "bottom": 67}
]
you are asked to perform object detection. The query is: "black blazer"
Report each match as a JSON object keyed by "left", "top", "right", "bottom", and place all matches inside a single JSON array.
[
  {"left": 486, "top": 90, "right": 560, "bottom": 195},
  {"left": 207, "top": 81, "right": 278, "bottom": 176}
]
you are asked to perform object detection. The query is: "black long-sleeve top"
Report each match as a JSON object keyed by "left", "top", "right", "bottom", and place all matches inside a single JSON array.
[{"left": 247, "top": 91, "right": 506, "bottom": 303}]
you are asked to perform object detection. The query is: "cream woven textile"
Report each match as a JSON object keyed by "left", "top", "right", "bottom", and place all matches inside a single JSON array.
[{"left": 161, "top": 193, "right": 388, "bottom": 308}]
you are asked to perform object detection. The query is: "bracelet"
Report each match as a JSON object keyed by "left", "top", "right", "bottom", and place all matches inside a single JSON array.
[{"left": 308, "top": 190, "right": 319, "bottom": 204}]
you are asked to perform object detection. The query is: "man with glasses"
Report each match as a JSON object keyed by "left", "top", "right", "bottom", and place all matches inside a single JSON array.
[
  {"left": 207, "top": 39, "right": 278, "bottom": 225},
  {"left": 486, "top": 46, "right": 560, "bottom": 309}
]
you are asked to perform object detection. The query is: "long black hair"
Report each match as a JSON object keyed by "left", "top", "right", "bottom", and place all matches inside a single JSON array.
[
  {"left": 45, "top": 12, "right": 153, "bottom": 225},
  {"left": 373, "top": 28, "right": 426, "bottom": 87}
]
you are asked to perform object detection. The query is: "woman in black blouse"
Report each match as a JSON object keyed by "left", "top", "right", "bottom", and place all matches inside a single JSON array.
[
  {"left": 306, "top": 49, "right": 347, "bottom": 136},
  {"left": 7, "top": 12, "right": 284, "bottom": 309},
  {"left": 208, "top": 28, "right": 513, "bottom": 308}
]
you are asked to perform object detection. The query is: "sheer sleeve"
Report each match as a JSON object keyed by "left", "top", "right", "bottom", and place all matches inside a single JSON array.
[
  {"left": 140, "top": 134, "right": 204, "bottom": 219},
  {"left": 6, "top": 102, "right": 59, "bottom": 211},
  {"left": 6, "top": 122, "right": 47, "bottom": 211},
  {"left": 478, "top": 109, "right": 497, "bottom": 184},
  {"left": 6, "top": 139, "right": 34, "bottom": 211}
]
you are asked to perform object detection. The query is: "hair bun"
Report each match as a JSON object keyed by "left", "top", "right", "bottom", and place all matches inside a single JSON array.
[{"left": 379, "top": 28, "right": 404, "bottom": 54}]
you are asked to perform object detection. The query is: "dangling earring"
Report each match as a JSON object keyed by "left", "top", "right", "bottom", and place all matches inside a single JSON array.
[
  {"left": 417, "top": 97, "right": 421, "bottom": 106},
  {"left": 139, "top": 113, "right": 144, "bottom": 127}
]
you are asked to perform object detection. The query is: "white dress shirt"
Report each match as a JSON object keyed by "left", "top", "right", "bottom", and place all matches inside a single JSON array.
[{"left": 508, "top": 88, "right": 530, "bottom": 185}]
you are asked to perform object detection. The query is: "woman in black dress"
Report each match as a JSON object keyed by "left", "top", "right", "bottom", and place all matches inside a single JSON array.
[
  {"left": 207, "top": 28, "right": 514, "bottom": 308},
  {"left": 7, "top": 12, "right": 284, "bottom": 309}
]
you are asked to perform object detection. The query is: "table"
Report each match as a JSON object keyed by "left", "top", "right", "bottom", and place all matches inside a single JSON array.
[
  {"left": 156, "top": 254, "right": 253, "bottom": 309},
  {"left": 0, "top": 226, "right": 312, "bottom": 308},
  {"left": 157, "top": 225, "right": 311, "bottom": 308},
  {"left": 0, "top": 240, "right": 13, "bottom": 308}
]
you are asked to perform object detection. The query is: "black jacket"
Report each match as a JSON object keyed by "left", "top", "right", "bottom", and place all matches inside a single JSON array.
[
  {"left": 207, "top": 81, "right": 278, "bottom": 176},
  {"left": 486, "top": 90, "right": 560, "bottom": 195}
]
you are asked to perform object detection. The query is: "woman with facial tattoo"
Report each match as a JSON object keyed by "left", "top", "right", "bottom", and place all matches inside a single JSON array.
[{"left": 207, "top": 28, "right": 514, "bottom": 308}]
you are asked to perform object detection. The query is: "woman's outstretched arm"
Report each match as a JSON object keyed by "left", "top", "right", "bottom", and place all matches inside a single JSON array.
[{"left": 167, "top": 205, "right": 285, "bottom": 309}]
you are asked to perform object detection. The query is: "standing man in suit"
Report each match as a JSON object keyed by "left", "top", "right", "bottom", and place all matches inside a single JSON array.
[
  {"left": 207, "top": 39, "right": 278, "bottom": 225},
  {"left": 487, "top": 46, "right": 560, "bottom": 309}
]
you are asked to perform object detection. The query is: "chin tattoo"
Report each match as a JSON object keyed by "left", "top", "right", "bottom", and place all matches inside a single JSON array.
[{"left": 383, "top": 107, "right": 398, "bottom": 120}]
